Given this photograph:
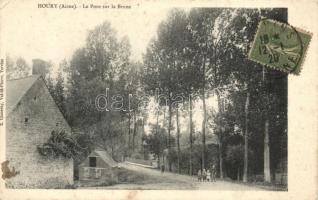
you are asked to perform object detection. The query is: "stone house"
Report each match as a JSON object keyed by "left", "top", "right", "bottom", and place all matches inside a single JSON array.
[
  {"left": 78, "top": 149, "right": 118, "bottom": 183},
  {"left": 6, "top": 75, "right": 73, "bottom": 188}
]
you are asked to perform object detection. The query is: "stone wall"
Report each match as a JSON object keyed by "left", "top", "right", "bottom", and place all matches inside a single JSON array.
[{"left": 6, "top": 78, "right": 73, "bottom": 188}]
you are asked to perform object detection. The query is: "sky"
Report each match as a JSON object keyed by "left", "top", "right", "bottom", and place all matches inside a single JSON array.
[{"left": 2, "top": 1, "right": 172, "bottom": 68}]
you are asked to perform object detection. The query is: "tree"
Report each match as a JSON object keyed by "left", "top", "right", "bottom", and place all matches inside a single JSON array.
[
  {"left": 32, "top": 59, "right": 51, "bottom": 79},
  {"left": 175, "top": 106, "right": 181, "bottom": 173},
  {"left": 124, "top": 62, "right": 143, "bottom": 153},
  {"left": 6, "top": 56, "right": 30, "bottom": 80},
  {"left": 144, "top": 8, "right": 238, "bottom": 174},
  {"left": 226, "top": 9, "right": 263, "bottom": 182},
  {"left": 226, "top": 8, "right": 288, "bottom": 182},
  {"left": 145, "top": 124, "right": 169, "bottom": 168},
  {"left": 187, "top": 8, "right": 219, "bottom": 171},
  {"left": 66, "top": 21, "right": 132, "bottom": 160},
  {"left": 186, "top": 8, "right": 238, "bottom": 172},
  {"left": 5, "top": 56, "right": 15, "bottom": 80},
  {"left": 143, "top": 9, "right": 189, "bottom": 171},
  {"left": 53, "top": 71, "right": 66, "bottom": 116},
  {"left": 225, "top": 145, "right": 244, "bottom": 180}
]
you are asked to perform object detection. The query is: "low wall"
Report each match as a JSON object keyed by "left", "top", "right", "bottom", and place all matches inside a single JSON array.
[{"left": 126, "top": 158, "right": 152, "bottom": 166}]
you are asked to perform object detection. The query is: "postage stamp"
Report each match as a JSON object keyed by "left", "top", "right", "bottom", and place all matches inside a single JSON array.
[{"left": 248, "top": 19, "right": 312, "bottom": 75}]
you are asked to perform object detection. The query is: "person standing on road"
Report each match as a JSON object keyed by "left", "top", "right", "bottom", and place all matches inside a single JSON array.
[
  {"left": 197, "top": 169, "right": 202, "bottom": 182},
  {"left": 202, "top": 169, "right": 207, "bottom": 182},
  {"left": 206, "top": 170, "right": 211, "bottom": 182},
  {"left": 161, "top": 164, "right": 165, "bottom": 173},
  {"left": 211, "top": 164, "right": 216, "bottom": 182}
]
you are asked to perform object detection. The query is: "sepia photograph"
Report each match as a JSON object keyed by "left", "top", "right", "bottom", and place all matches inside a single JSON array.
[
  {"left": 1, "top": 1, "right": 316, "bottom": 197},
  {"left": 3, "top": 6, "right": 288, "bottom": 190}
]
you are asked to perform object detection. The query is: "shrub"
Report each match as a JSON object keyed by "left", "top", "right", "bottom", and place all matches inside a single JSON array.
[{"left": 37, "top": 130, "right": 87, "bottom": 160}]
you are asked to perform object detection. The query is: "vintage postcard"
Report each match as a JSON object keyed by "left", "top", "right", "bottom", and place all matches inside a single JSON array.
[{"left": 0, "top": 0, "right": 317, "bottom": 200}]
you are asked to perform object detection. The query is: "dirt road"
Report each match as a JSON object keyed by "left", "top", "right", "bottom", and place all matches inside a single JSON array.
[{"left": 83, "top": 162, "right": 265, "bottom": 190}]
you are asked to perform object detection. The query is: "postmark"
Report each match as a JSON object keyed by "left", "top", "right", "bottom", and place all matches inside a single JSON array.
[{"left": 248, "top": 19, "right": 312, "bottom": 75}]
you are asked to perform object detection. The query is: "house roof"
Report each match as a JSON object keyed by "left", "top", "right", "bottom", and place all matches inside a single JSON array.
[
  {"left": 93, "top": 150, "right": 118, "bottom": 168},
  {"left": 6, "top": 75, "right": 41, "bottom": 115}
]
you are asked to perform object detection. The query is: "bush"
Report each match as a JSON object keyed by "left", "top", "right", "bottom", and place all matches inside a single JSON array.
[
  {"left": 167, "top": 144, "right": 219, "bottom": 175},
  {"left": 37, "top": 130, "right": 87, "bottom": 160},
  {"left": 132, "top": 153, "right": 142, "bottom": 159},
  {"left": 225, "top": 144, "right": 254, "bottom": 180}
]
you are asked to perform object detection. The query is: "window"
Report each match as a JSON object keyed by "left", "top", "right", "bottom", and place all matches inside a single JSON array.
[
  {"left": 34, "top": 96, "right": 37, "bottom": 101},
  {"left": 89, "top": 157, "right": 96, "bottom": 167}
]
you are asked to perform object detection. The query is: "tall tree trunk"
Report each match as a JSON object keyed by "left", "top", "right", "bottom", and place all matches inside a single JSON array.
[
  {"left": 237, "top": 166, "right": 240, "bottom": 181},
  {"left": 158, "top": 154, "right": 161, "bottom": 169},
  {"left": 189, "top": 94, "right": 194, "bottom": 176},
  {"left": 264, "top": 119, "right": 271, "bottom": 183},
  {"left": 262, "top": 66, "right": 271, "bottom": 183},
  {"left": 218, "top": 136, "right": 224, "bottom": 179},
  {"left": 156, "top": 106, "right": 160, "bottom": 135},
  {"left": 176, "top": 108, "right": 181, "bottom": 174},
  {"left": 142, "top": 117, "right": 145, "bottom": 135},
  {"left": 128, "top": 111, "right": 131, "bottom": 153},
  {"left": 201, "top": 54, "right": 207, "bottom": 171},
  {"left": 132, "top": 111, "right": 137, "bottom": 152},
  {"left": 201, "top": 88, "right": 207, "bottom": 170},
  {"left": 216, "top": 92, "right": 224, "bottom": 179},
  {"left": 163, "top": 106, "right": 166, "bottom": 126},
  {"left": 110, "top": 134, "right": 114, "bottom": 158},
  {"left": 156, "top": 106, "right": 161, "bottom": 169},
  {"left": 142, "top": 118, "right": 146, "bottom": 159},
  {"left": 156, "top": 106, "right": 160, "bottom": 168},
  {"left": 167, "top": 103, "right": 172, "bottom": 171},
  {"left": 163, "top": 107, "right": 168, "bottom": 148},
  {"left": 243, "top": 92, "right": 250, "bottom": 183}
]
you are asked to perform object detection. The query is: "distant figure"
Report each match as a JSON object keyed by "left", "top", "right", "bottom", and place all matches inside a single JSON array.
[
  {"left": 211, "top": 164, "right": 216, "bottom": 182},
  {"left": 206, "top": 170, "right": 211, "bottom": 182},
  {"left": 202, "top": 169, "right": 207, "bottom": 182},
  {"left": 161, "top": 164, "right": 165, "bottom": 173},
  {"left": 197, "top": 169, "right": 202, "bottom": 182}
]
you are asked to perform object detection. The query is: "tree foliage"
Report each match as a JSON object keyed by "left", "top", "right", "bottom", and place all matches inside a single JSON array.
[
  {"left": 6, "top": 56, "right": 30, "bottom": 80},
  {"left": 37, "top": 130, "right": 87, "bottom": 161}
]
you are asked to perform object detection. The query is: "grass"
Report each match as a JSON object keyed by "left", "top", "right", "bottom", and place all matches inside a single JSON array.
[
  {"left": 117, "top": 168, "right": 151, "bottom": 184},
  {"left": 77, "top": 167, "right": 155, "bottom": 188},
  {"left": 228, "top": 179, "right": 288, "bottom": 191}
]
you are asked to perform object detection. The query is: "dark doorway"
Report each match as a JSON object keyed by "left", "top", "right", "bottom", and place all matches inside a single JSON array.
[{"left": 89, "top": 157, "right": 97, "bottom": 167}]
